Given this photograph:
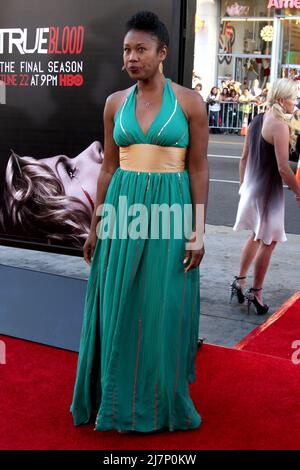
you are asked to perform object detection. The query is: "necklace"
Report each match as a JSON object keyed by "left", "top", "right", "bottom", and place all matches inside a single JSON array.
[
  {"left": 138, "top": 98, "right": 152, "bottom": 108},
  {"left": 137, "top": 79, "right": 166, "bottom": 109}
]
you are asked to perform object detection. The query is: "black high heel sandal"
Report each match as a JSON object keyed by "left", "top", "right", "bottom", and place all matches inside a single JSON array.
[
  {"left": 230, "top": 276, "right": 246, "bottom": 304},
  {"left": 245, "top": 287, "right": 269, "bottom": 315}
]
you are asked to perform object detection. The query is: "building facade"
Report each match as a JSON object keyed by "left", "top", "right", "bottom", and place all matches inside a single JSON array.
[{"left": 194, "top": 0, "right": 300, "bottom": 97}]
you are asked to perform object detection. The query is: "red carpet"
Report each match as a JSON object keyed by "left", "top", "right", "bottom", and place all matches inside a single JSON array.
[
  {"left": 236, "top": 291, "right": 300, "bottom": 359},
  {"left": 1, "top": 333, "right": 300, "bottom": 449}
]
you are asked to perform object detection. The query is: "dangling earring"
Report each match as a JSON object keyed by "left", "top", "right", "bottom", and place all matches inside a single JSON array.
[
  {"left": 121, "top": 65, "right": 126, "bottom": 71},
  {"left": 159, "top": 62, "right": 163, "bottom": 74}
]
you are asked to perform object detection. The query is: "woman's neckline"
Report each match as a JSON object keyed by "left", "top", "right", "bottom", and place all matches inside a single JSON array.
[{"left": 134, "top": 77, "right": 169, "bottom": 138}]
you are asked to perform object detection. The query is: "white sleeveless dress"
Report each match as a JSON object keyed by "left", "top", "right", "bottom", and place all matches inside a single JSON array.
[{"left": 233, "top": 113, "right": 287, "bottom": 245}]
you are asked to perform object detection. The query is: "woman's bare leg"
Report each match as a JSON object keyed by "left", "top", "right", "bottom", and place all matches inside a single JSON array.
[
  {"left": 237, "top": 232, "right": 260, "bottom": 291},
  {"left": 252, "top": 240, "right": 277, "bottom": 304}
]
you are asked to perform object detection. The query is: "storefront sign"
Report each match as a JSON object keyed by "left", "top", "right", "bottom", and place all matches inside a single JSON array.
[{"left": 267, "top": 0, "right": 300, "bottom": 8}]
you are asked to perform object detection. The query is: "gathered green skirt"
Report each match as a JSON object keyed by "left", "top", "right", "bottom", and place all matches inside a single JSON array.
[{"left": 70, "top": 168, "right": 201, "bottom": 432}]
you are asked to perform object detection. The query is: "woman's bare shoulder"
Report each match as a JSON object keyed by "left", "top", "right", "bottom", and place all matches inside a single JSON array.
[
  {"left": 263, "top": 111, "right": 289, "bottom": 131},
  {"left": 105, "top": 85, "right": 135, "bottom": 115},
  {"left": 262, "top": 111, "right": 289, "bottom": 144},
  {"left": 169, "top": 80, "right": 205, "bottom": 119},
  {"left": 170, "top": 81, "right": 202, "bottom": 100}
]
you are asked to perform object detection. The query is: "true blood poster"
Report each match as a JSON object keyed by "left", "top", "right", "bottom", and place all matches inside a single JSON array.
[{"left": 0, "top": 0, "right": 184, "bottom": 252}]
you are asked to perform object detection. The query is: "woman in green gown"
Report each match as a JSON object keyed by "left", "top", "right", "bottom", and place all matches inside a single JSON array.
[{"left": 70, "top": 11, "right": 209, "bottom": 433}]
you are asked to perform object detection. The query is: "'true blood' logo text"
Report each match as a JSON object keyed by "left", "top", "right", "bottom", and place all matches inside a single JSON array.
[{"left": 0, "top": 26, "right": 84, "bottom": 54}]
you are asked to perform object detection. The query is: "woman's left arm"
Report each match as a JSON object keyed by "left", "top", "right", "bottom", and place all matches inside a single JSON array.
[{"left": 184, "top": 91, "right": 209, "bottom": 273}]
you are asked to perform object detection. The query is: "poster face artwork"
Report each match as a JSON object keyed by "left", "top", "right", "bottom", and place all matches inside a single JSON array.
[{"left": 0, "top": 0, "right": 178, "bottom": 251}]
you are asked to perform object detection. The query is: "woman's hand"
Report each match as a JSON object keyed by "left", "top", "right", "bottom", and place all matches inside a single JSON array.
[
  {"left": 83, "top": 231, "right": 98, "bottom": 265},
  {"left": 183, "top": 245, "right": 205, "bottom": 273}
]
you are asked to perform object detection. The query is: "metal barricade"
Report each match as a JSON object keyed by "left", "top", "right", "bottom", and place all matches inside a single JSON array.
[{"left": 207, "top": 101, "right": 267, "bottom": 133}]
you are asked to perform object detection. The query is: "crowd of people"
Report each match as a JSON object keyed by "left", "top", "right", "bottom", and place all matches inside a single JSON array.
[
  {"left": 194, "top": 78, "right": 270, "bottom": 134},
  {"left": 193, "top": 77, "right": 300, "bottom": 162}
]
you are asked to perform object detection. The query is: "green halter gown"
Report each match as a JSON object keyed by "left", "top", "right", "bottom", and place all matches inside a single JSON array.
[{"left": 70, "top": 77, "right": 201, "bottom": 432}]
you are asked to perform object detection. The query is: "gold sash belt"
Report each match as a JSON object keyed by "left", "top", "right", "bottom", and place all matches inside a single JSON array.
[{"left": 119, "top": 144, "right": 186, "bottom": 173}]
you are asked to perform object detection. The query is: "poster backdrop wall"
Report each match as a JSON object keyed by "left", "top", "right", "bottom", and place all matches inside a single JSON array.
[{"left": 0, "top": 0, "right": 194, "bottom": 254}]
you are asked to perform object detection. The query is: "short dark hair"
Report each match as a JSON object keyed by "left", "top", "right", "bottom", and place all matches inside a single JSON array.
[{"left": 125, "top": 11, "right": 169, "bottom": 50}]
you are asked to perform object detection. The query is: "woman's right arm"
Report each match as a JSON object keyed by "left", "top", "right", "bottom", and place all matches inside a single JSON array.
[
  {"left": 274, "top": 121, "right": 300, "bottom": 206},
  {"left": 89, "top": 94, "right": 120, "bottom": 234},
  {"left": 83, "top": 94, "right": 120, "bottom": 264}
]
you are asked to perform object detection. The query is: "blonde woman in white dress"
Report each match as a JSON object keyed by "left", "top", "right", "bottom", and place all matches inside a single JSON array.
[{"left": 231, "top": 79, "right": 300, "bottom": 314}]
